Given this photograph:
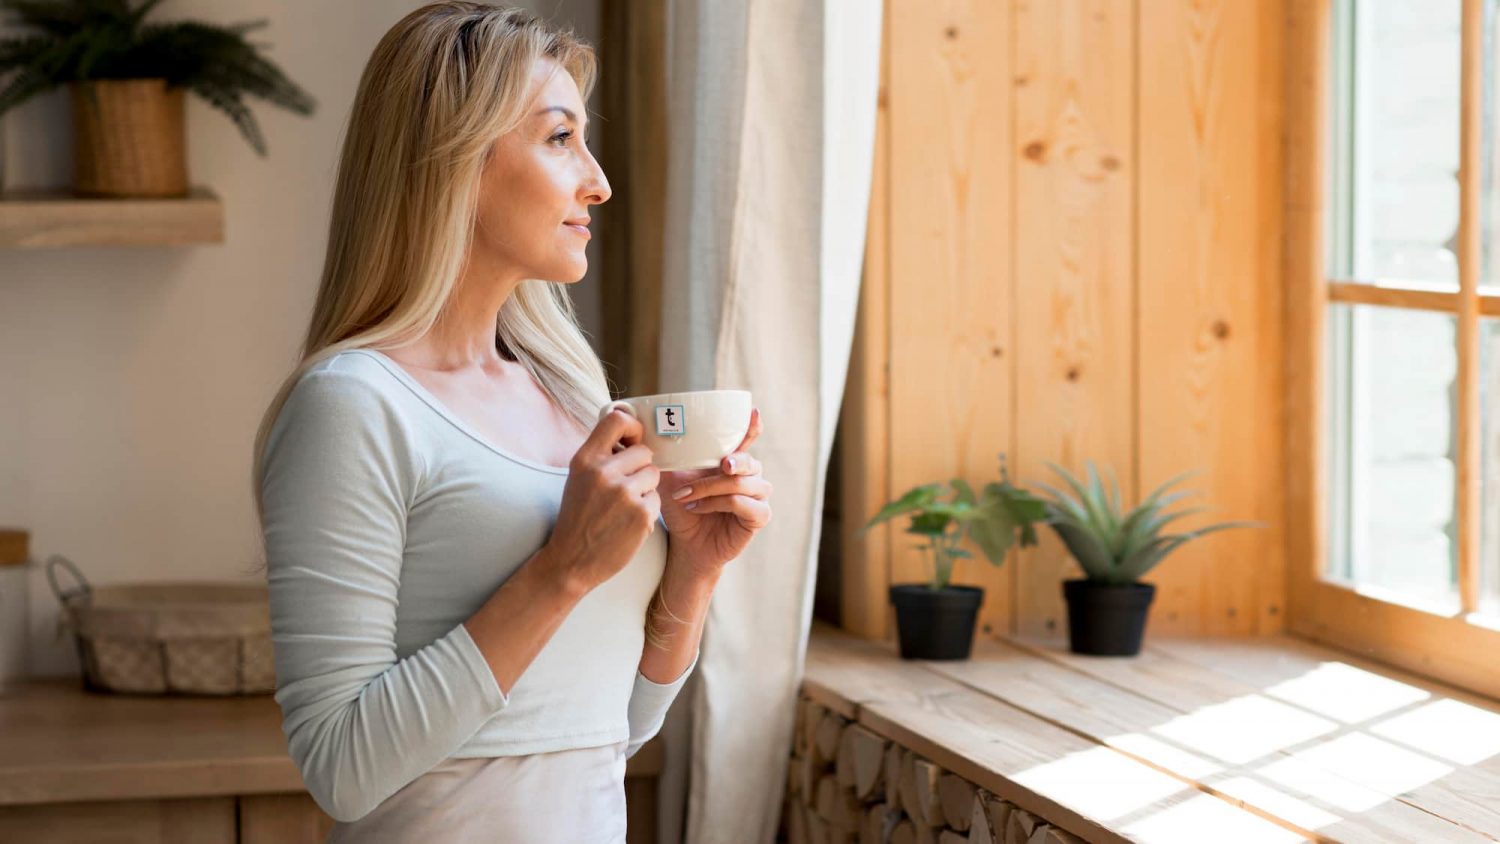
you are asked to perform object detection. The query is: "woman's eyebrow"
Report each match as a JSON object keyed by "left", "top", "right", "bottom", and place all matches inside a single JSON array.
[{"left": 534, "top": 105, "right": 588, "bottom": 132}]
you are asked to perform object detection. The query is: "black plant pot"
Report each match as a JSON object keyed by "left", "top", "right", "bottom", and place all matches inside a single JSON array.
[
  {"left": 1062, "top": 579, "right": 1156, "bottom": 656},
  {"left": 889, "top": 584, "right": 984, "bottom": 660}
]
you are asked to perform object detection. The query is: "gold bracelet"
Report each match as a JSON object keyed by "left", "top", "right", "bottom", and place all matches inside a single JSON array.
[{"left": 645, "top": 583, "right": 691, "bottom": 650}]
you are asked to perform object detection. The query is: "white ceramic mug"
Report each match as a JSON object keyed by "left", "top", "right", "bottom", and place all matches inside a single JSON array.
[{"left": 598, "top": 389, "right": 752, "bottom": 471}]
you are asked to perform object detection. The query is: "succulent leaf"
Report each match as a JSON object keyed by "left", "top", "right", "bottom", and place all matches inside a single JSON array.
[
  {"left": 1051, "top": 520, "right": 1115, "bottom": 580},
  {"left": 1030, "top": 463, "right": 1259, "bottom": 584}
]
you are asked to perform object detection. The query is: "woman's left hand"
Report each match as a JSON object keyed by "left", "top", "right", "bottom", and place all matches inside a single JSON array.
[{"left": 658, "top": 407, "right": 772, "bottom": 575}]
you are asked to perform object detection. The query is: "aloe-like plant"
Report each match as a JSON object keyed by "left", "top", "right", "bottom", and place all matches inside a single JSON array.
[
  {"left": 0, "top": 0, "right": 315, "bottom": 155},
  {"left": 861, "top": 454, "right": 1049, "bottom": 590},
  {"left": 1033, "top": 461, "right": 1261, "bottom": 585}
]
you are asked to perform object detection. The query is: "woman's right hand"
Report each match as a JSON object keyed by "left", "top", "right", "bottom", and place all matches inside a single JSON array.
[{"left": 544, "top": 408, "right": 661, "bottom": 594}]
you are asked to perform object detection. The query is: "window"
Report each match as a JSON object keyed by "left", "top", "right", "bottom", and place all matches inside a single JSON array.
[
  {"left": 1288, "top": 0, "right": 1500, "bottom": 699},
  {"left": 1324, "top": 0, "right": 1469, "bottom": 612}
]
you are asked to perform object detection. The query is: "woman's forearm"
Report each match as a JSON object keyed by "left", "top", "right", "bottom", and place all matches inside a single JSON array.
[
  {"left": 640, "top": 546, "right": 719, "bottom": 684},
  {"left": 462, "top": 543, "right": 589, "bottom": 696}
]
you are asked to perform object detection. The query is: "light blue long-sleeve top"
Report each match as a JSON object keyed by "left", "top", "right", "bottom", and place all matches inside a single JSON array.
[{"left": 258, "top": 349, "right": 697, "bottom": 823}]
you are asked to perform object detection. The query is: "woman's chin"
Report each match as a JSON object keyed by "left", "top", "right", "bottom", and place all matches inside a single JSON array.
[{"left": 533, "top": 250, "right": 587, "bottom": 283}]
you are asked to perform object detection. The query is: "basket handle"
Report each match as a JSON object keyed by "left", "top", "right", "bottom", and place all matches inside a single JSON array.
[{"left": 45, "top": 554, "right": 93, "bottom": 607}]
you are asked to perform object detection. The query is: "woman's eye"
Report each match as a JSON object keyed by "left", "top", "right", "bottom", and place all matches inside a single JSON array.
[{"left": 550, "top": 130, "right": 573, "bottom": 146}]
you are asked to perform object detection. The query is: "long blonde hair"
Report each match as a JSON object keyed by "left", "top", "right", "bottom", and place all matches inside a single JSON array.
[{"left": 250, "top": 2, "right": 611, "bottom": 527}]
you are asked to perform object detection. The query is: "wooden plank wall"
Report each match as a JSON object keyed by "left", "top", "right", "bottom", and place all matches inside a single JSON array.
[
  {"left": 1136, "top": 0, "right": 1286, "bottom": 636},
  {"left": 1011, "top": 0, "right": 1136, "bottom": 639},
  {"left": 840, "top": 0, "right": 1286, "bottom": 640},
  {"left": 883, "top": 0, "right": 1015, "bottom": 642}
]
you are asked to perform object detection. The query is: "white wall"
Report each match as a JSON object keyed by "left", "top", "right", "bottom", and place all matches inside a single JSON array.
[{"left": 0, "top": 0, "right": 602, "bottom": 677}]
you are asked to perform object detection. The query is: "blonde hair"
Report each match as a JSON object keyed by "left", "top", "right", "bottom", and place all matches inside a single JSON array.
[{"left": 249, "top": 2, "right": 611, "bottom": 529}]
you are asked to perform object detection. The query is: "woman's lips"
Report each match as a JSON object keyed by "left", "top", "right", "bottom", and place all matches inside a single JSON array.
[{"left": 564, "top": 223, "right": 590, "bottom": 238}]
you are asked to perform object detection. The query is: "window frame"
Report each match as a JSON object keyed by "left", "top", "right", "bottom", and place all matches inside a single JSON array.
[{"left": 1286, "top": 0, "right": 1500, "bottom": 701}]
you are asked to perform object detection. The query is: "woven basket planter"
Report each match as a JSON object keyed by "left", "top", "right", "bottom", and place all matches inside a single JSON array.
[
  {"left": 68, "top": 78, "right": 189, "bottom": 198},
  {"left": 47, "top": 555, "right": 275, "bottom": 696}
]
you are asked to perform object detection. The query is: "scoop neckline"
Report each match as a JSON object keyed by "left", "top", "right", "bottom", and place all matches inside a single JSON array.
[{"left": 347, "top": 348, "right": 572, "bottom": 476}]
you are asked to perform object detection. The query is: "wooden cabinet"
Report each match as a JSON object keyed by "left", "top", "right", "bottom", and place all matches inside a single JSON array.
[
  {"left": 0, "top": 793, "right": 340, "bottom": 843},
  {"left": 239, "top": 794, "right": 336, "bottom": 844},
  {"left": 0, "top": 678, "right": 662, "bottom": 842},
  {"left": 0, "top": 798, "right": 240, "bottom": 843}
]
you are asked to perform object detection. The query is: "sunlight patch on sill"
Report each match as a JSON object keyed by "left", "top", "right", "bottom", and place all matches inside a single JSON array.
[
  {"left": 1210, "top": 775, "right": 1345, "bottom": 831},
  {"left": 1148, "top": 695, "right": 1338, "bottom": 765},
  {"left": 1370, "top": 698, "right": 1500, "bottom": 766},
  {"left": 1121, "top": 793, "right": 1307, "bottom": 843},
  {"left": 1251, "top": 753, "right": 1401, "bottom": 814},
  {"left": 1010, "top": 746, "right": 1187, "bottom": 822},
  {"left": 1107, "top": 732, "right": 1224, "bottom": 779},
  {"left": 1288, "top": 732, "right": 1453, "bottom": 798},
  {"left": 1262, "top": 661, "right": 1430, "bottom": 723}
]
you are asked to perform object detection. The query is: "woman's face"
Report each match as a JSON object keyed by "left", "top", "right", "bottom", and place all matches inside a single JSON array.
[{"left": 473, "top": 57, "right": 610, "bottom": 284}]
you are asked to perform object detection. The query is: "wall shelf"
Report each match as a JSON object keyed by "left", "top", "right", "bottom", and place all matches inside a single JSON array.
[{"left": 0, "top": 186, "right": 223, "bottom": 248}]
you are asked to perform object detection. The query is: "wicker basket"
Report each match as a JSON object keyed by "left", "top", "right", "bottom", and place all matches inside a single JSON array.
[
  {"left": 46, "top": 555, "right": 275, "bottom": 696},
  {"left": 68, "top": 78, "right": 189, "bottom": 198}
]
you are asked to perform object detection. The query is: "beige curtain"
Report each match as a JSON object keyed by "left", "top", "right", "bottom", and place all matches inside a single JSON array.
[{"left": 648, "top": 1, "right": 884, "bottom": 841}]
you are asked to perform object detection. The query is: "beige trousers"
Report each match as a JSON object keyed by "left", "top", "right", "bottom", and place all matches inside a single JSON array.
[{"left": 325, "top": 740, "right": 629, "bottom": 843}]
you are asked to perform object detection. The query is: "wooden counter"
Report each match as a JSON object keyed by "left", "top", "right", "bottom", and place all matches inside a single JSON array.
[
  {"left": 0, "top": 677, "right": 665, "bottom": 843},
  {"left": 0, "top": 679, "right": 304, "bottom": 807}
]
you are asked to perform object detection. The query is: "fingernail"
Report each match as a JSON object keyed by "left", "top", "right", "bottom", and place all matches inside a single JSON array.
[
  {"left": 684, "top": 501, "right": 699, "bottom": 510},
  {"left": 672, "top": 486, "right": 693, "bottom": 500},
  {"left": 726, "top": 457, "right": 737, "bottom": 472}
]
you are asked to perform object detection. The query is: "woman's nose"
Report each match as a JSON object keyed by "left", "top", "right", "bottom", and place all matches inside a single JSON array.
[
  {"left": 584, "top": 171, "right": 611, "bottom": 204},
  {"left": 582, "top": 154, "right": 611, "bottom": 204}
]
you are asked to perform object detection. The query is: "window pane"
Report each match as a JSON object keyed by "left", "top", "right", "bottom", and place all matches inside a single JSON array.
[
  {"left": 1483, "top": 320, "right": 1500, "bottom": 615},
  {"left": 1328, "top": 0, "right": 1461, "bottom": 288},
  {"left": 1326, "top": 304, "right": 1460, "bottom": 613}
]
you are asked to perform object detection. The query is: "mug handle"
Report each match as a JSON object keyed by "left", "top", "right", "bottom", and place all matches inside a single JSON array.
[
  {"left": 598, "top": 400, "right": 637, "bottom": 422},
  {"left": 598, "top": 400, "right": 640, "bottom": 455}
]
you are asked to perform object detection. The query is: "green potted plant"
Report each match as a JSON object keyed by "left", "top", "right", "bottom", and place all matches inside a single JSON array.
[
  {"left": 0, "top": 0, "right": 315, "bottom": 197},
  {"left": 1034, "top": 461, "right": 1262, "bottom": 656},
  {"left": 861, "top": 454, "right": 1048, "bottom": 660}
]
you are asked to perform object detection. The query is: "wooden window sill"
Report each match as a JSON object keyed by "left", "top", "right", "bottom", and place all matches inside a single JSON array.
[{"left": 800, "top": 621, "right": 1500, "bottom": 842}]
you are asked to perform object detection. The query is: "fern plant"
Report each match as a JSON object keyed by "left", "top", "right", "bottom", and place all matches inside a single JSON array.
[
  {"left": 1034, "top": 461, "right": 1261, "bottom": 585},
  {"left": 861, "top": 454, "right": 1049, "bottom": 591},
  {"left": 0, "top": 0, "right": 314, "bottom": 155}
]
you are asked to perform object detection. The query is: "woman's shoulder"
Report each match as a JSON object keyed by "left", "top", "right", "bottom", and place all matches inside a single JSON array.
[
  {"left": 272, "top": 350, "right": 417, "bottom": 444},
  {"left": 259, "top": 351, "right": 429, "bottom": 509},
  {"left": 290, "top": 348, "right": 412, "bottom": 403},
  {"left": 303, "top": 347, "right": 401, "bottom": 385}
]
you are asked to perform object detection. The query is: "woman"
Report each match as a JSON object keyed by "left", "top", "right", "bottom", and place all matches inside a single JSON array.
[{"left": 250, "top": 3, "right": 772, "bottom": 841}]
